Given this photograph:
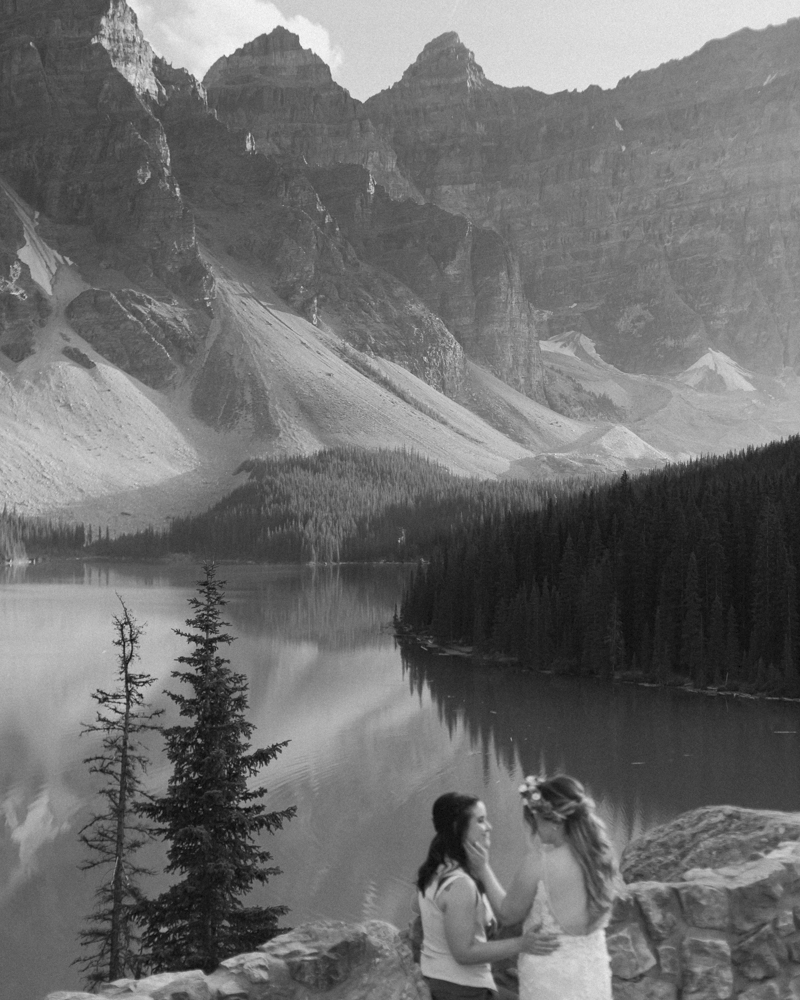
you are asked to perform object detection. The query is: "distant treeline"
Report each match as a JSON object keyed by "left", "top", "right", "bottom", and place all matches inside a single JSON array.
[
  {"left": 99, "top": 448, "right": 573, "bottom": 562},
  {"left": 399, "top": 436, "right": 800, "bottom": 697},
  {"left": 1, "top": 507, "right": 86, "bottom": 561}
]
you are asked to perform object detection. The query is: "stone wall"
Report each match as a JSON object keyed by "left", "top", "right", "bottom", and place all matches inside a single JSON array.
[{"left": 607, "top": 841, "right": 800, "bottom": 1000}]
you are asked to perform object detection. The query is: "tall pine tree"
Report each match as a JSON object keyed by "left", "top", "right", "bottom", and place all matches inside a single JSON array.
[
  {"left": 138, "top": 564, "right": 295, "bottom": 973},
  {"left": 76, "top": 598, "right": 161, "bottom": 988}
]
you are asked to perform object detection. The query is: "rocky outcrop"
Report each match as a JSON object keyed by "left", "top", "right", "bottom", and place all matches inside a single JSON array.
[
  {"left": 365, "top": 24, "right": 800, "bottom": 376},
  {"left": 199, "top": 27, "right": 547, "bottom": 402},
  {"left": 65, "top": 288, "right": 199, "bottom": 389},
  {"left": 0, "top": 182, "right": 50, "bottom": 362},
  {"left": 607, "top": 839, "right": 800, "bottom": 999},
  {"left": 153, "top": 57, "right": 208, "bottom": 123},
  {"left": 621, "top": 806, "right": 800, "bottom": 885},
  {"left": 42, "top": 838, "right": 800, "bottom": 1000},
  {"left": 159, "top": 99, "right": 467, "bottom": 399},
  {"left": 308, "top": 165, "right": 546, "bottom": 401},
  {"left": 0, "top": 0, "right": 212, "bottom": 307},
  {"left": 203, "top": 28, "right": 420, "bottom": 204},
  {"left": 46, "top": 920, "right": 429, "bottom": 1000}
]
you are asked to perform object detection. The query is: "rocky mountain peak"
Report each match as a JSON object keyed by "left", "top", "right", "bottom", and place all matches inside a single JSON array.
[
  {"left": 93, "top": 0, "right": 162, "bottom": 102},
  {"left": 202, "top": 24, "right": 422, "bottom": 201},
  {"left": 401, "top": 31, "right": 489, "bottom": 92},
  {"left": 203, "top": 26, "right": 333, "bottom": 91}
]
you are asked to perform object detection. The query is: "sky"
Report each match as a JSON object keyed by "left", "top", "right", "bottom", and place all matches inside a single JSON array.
[{"left": 128, "top": 0, "right": 800, "bottom": 101}]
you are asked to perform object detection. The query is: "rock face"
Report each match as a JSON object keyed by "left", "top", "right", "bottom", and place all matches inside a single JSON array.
[
  {"left": 0, "top": 0, "right": 211, "bottom": 305},
  {"left": 204, "top": 28, "right": 420, "bottom": 204},
  {"left": 202, "top": 27, "right": 545, "bottom": 403},
  {"left": 621, "top": 806, "right": 800, "bottom": 884},
  {"left": 365, "top": 24, "right": 800, "bottom": 376},
  {"left": 46, "top": 919, "right": 430, "bottom": 1000},
  {"left": 0, "top": 183, "right": 50, "bottom": 362},
  {"left": 65, "top": 289, "right": 198, "bottom": 389},
  {"left": 158, "top": 98, "right": 467, "bottom": 401},
  {"left": 307, "top": 165, "right": 546, "bottom": 400},
  {"left": 606, "top": 839, "right": 800, "bottom": 999}
]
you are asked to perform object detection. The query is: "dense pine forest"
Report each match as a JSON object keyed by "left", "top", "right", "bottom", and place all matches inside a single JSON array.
[
  {"left": 98, "top": 449, "right": 570, "bottom": 562},
  {"left": 398, "top": 436, "right": 800, "bottom": 697},
  {"left": 0, "top": 507, "right": 85, "bottom": 561},
  {"left": 8, "top": 439, "right": 800, "bottom": 696}
]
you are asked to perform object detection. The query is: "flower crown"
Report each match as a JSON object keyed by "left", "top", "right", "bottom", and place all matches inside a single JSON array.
[{"left": 518, "top": 775, "right": 584, "bottom": 823}]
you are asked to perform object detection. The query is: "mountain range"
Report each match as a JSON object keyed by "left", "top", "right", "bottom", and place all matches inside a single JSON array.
[{"left": 2, "top": 0, "right": 800, "bottom": 530}]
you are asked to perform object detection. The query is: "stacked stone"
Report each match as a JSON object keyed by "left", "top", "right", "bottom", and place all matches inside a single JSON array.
[
  {"left": 607, "top": 842, "right": 800, "bottom": 1000},
  {"left": 46, "top": 920, "right": 430, "bottom": 1000}
]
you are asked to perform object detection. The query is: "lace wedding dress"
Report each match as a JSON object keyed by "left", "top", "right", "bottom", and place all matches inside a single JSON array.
[{"left": 518, "top": 879, "right": 612, "bottom": 1000}]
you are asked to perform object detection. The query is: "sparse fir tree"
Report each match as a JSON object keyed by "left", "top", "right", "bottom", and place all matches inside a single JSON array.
[
  {"left": 138, "top": 564, "right": 295, "bottom": 973},
  {"left": 75, "top": 598, "right": 161, "bottom": 989}
]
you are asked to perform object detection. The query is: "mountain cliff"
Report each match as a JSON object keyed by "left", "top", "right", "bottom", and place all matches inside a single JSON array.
[
  {"left": 365, "top": 25, "right": 800, "bottom": 375},
  {"left": 202, "top": 28, "right": 547, "bottom": 403},
  {"left": 0, "top": 0, "right": 211, "bottom": 307},
  {"left": 2, "top": 0, "right": 800, "bottom": 526},
  {"left": 204, "top": 27, "right": 420, "bottom": 204}
]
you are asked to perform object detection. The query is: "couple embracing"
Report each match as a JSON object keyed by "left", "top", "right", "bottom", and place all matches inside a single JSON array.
[{"left": 414, "top": 774, "right": 618, "bottom": 1000}]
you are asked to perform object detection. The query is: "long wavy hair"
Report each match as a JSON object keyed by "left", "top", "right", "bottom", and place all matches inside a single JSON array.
[
  {"left": 523, "top": 775, "right": 618, "bottom": 925},
  {"left": 416, "top": 792, "right": 481, "bottom": 894}
]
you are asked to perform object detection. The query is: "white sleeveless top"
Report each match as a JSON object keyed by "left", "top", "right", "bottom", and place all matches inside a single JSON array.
[{"left": 418, "top": 865, "right": 496, "bottom": 990}]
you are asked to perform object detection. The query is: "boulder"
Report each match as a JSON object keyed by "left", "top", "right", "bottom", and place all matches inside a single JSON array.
[
  {"left": 46, "top": 920, "right": 430, "bottom": 1000},
  {"left": 606, "top": 836, "right": 800, "bottom": 999},
  {"left": 621, "top": 806, "right": 800, "bottom": 883}
]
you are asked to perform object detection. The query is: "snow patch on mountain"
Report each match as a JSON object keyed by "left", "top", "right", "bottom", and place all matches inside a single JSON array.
[
  {"left": 677, "top": 350, "right": 756, "bottom": 392},
  {"left": 0, "top": 179, "right": 70, "bottom": 297},
  {"left": 541, "top": 331, "right": 607, "bottom": 363}
]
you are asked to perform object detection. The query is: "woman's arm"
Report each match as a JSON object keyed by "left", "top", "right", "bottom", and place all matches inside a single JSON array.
[
  {"left": 498, "top": 846, "right": 542, "bottom": 925},
  {"left": 466, "top": 835, "right": 542, "bottom": 927},
  {"left": 464, "top": 839, "right": 507, "bottom": 918},
  {"left": 440, "top": 877, "right": 557, "bottom": 965}
]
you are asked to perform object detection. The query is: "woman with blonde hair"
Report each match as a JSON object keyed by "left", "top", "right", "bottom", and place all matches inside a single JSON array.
[{"left": 467, "top": 774, "right": 618, "bottom": 1000}]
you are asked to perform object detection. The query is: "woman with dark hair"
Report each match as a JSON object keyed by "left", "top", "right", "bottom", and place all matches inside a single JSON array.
[
  {"left": 467, "top": 775, "right": 619, "bottom": 1000},
  {"left": 415, "top": 792, "right": 559, "bottom": 1000}
]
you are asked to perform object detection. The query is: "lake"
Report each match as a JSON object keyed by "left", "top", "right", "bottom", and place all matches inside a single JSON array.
[{"left": 2, "top": 560, "right": 799, "bottom": 999}]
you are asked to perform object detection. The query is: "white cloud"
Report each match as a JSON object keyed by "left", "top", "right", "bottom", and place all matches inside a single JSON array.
[
  {"left": 1, "top": 785, "right": 81, "bottom": 901},
  {"left": 127, "top": 0, "right": 344, "bottom": 82}
]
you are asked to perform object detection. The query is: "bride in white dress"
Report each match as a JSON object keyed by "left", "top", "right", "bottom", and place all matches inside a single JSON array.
[{"left": 467, "top": 774, "right": 618, "bottom": 1000}]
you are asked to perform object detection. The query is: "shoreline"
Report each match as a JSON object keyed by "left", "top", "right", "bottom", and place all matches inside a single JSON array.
[{"left": 395, "top": 628, "right": 800, "bottom": 705}]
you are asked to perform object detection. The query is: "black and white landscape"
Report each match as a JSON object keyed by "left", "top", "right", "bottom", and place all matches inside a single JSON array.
[{"left": 3, "top": 3, "right": 800, "bottom": 530}]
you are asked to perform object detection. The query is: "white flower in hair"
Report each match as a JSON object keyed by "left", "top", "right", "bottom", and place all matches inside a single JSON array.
[{"left": 518, "top": 775, "right": 543, "bottom": 803}]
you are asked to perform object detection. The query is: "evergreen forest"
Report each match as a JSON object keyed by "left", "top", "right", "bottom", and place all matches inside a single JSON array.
[
  {"left": 92, "top": 448, "right": 570, "bottom": 563},
  {"left": 8, "top": 438, "right": 800, "bottom": 697},
  {"left": 398, "top": 436, "right": 800, "bottom": 697},
  {"left": 0, "top": 506, "right": 85, "bottom": 561}
]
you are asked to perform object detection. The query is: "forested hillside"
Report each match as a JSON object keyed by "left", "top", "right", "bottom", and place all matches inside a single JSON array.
[
  {"left": 399, "top": 437, "right": 800, "bottom": 696},
  {"left": 0, "top": 508, "right": 86, "bottom": 561},
  {"left": 99, "top": 448, "right": 572, "bottom": 562}
]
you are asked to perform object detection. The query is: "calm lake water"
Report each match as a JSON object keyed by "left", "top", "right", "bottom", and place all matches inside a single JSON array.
[{"left": 2, "top": 560, "right": 800, "bottom": 999}]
